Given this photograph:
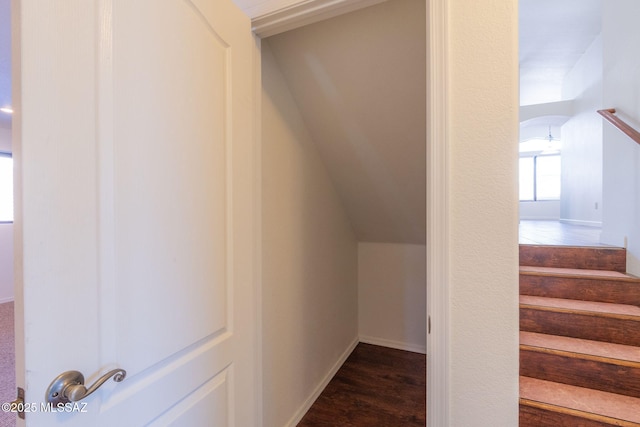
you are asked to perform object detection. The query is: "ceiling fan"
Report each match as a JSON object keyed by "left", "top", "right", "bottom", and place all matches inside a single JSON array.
[{"left": 541, "top": 126, "right": 561, "bottom": 154}]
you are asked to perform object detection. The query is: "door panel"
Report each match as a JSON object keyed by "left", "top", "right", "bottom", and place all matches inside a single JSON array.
[
  {"left": 16, "top": 0, "right": 256, "bottom": 425},
  {"left": 113, "top": 0, "right": 230, "bottom": 376},
  {"left": 149, "top": 369, "right": 230, "bottom": 426}
]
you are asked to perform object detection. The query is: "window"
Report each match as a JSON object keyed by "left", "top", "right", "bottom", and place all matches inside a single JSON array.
[
  {"left": 519, "top": 154, "right": 561, "bottom": 201},
  {"left": 0, "top": 153, "right": 13, "bottom": 222}
]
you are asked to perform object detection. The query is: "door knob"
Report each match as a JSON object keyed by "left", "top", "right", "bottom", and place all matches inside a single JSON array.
[{"left": 46, "top": 369, "right": 126, "bottom": 405}]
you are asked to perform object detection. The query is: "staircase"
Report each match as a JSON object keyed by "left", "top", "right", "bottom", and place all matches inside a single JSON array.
[{"left": 519, "top": 244, "right": 640, "bottom": 426}]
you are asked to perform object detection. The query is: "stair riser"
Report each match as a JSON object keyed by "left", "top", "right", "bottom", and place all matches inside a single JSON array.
[
  {"left": 520, "top": 308, "right": 640, "bottom": 346},
  {"left": 520, "top": 349, "right": 640, "bottom": 398},
  {"left": 520, "top": 404, "right": 637, "bottom": 427},
  {"left": 520, "top": 246, "right": 626, "bottom": 272},
  {"left": 520, "top": 275, "right": 640, "bottom": 306}
]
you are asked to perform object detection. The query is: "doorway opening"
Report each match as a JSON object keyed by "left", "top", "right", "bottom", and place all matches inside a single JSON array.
[
  {"left": 259, "top": 0, "right": 426, "bottom": 424},
  {"left": 518, "top": 0, "right": 603, "bottom": 245}
]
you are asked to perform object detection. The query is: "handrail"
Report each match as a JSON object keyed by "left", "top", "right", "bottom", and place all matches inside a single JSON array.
[{"left": 597, "top": 108, "right": 640, "bottom": 146}]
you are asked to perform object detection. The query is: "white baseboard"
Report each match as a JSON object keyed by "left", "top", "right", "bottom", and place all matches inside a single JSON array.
[
  {"left": 519, "top": 216, "right": 561, "bottom": 221},
  {"left": 600, "top": 230, "right": 627, "bottom": 248},
  {"left": 0, "top": 296, "right": 14, "bottom": 304},
  {"left": 285, "top": 336, "right": 359, "bottom": 427},
  {"left": 559, "top": 218, "right": 603, "bottom": 228},
  {"left": 359, "top": 335, "right": 426, "bottom": 355}
]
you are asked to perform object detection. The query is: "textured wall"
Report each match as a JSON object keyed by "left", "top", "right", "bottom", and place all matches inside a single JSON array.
[{"left": 448, "top": 0, "right": 520, "bottom": 425}]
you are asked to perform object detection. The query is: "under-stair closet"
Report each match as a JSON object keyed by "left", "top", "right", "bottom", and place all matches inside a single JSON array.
[{"left": 259, "top": 0, "right": 426, "bottom": 425}]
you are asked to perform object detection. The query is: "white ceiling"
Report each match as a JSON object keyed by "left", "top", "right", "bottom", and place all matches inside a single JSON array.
[
  {"left": 266, "top": 0, "right": 426, "bottom": 244},
  {"left": 519, "top": 0, "right": 602, "bottom": 106}
]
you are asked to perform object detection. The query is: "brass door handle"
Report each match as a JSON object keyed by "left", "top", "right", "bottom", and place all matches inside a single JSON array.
[{"left": 46, "top": 369, "right": 126, "bottom": 404}]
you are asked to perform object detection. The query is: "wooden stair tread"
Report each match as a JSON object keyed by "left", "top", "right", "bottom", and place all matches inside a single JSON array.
[
  {"left": 521, "top": 331, "right": 640, "bottom": 364},
  {"left": 520, "top": 266, "right": 637, "bottom": 280},
  {"left": 520, "top": 295, "right": 640, "bottom": 317},
  {"left": 520, "top": 376, "right": 640, "bottom": 424}
]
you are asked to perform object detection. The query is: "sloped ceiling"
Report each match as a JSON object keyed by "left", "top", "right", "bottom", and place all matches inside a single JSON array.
[
  {"left": 265, "top": 0, "right": 426, "bottom": 244},
  {"left": 519, "top": 0, "right": 601, "bottom": 106}
]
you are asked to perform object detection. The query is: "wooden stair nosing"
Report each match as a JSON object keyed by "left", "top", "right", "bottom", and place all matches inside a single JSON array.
[
  {"left": 520, "top": 302, "right": 640, "bottom": 322},
  {"left": 520, "top": 398, "right": 640, "bottom": 427},
  {"left": 520, "top": 266, "right": 638, "bottom": 281},
  {"left": 520, "top": 377, "right": 640, "bottom": 425},
  {"left": 520, "top": 295, "right": 640, "bottom": 316},
  {"left": 520, "top": 331, "right": 640, "bottom": 364},
  {"left": 520, "top": 344, "right": 640, "bottom": 369}
]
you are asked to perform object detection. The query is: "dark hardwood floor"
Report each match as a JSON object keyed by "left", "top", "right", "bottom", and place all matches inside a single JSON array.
[{"left": 297, "top": 343, "right": 426, "bottom": 427}]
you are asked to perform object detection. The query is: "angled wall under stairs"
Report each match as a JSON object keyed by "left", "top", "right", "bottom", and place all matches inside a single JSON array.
[{"left": 519, "top": 245, "right": 640, "bottom": 427}]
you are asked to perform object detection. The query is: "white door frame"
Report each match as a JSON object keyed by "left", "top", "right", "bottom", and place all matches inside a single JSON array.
[
  {"left": 251, "top": 1, "right": 450, "bottom": 425},
  {"left": 426, "top": 0, "right": 449, "bottom": 425}
]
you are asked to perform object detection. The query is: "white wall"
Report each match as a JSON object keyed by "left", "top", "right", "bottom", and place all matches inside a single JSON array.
[
  {"left": 448, "top": 0, "right": 519, "bottom": 425},
  {"left": 0, "top": 125, "right": 12, "bottom": 303},
  {"left": 560, "top": 34, "right": 603, "bottom": 227},
  {"left": 358, "top": 243, "right": 425, "bottom": 353},
  {"left": 261, "top": 41, "right": 359, "bottom": 427},
  {"left": 601, "top": 0, "right": 640, "bottom": 275},
  {"left": 519, "top": 200, "right": 560, "bottom": 220}
]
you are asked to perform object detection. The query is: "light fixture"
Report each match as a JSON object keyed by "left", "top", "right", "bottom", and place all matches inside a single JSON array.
[
  {"left": 0, "top": 106, "right": 13, "bottom": 114},
  {"left": 541, "top": 126, "right": 560, "bottom": 155}
]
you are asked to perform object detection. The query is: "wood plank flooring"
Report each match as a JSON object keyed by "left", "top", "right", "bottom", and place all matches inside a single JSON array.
[{"left": 297, "top": 343, "right": 426, "bottom": 427}]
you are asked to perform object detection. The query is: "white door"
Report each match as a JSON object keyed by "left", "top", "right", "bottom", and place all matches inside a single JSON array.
[{"left": 13, "top": 0, "right": 258, "bottom": 425}]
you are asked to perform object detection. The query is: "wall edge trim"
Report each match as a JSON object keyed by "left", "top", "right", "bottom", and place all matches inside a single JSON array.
[
  {"left": 251, "top": 0, "right": 386, "bottom": 38},
  {"left": 426, "top": 0, "right": 450, "bottom": 424}
]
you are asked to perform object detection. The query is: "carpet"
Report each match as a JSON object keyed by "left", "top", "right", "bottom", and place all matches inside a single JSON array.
[{"left": 0, "top": 302, "right": 15, "bottom": 427}]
